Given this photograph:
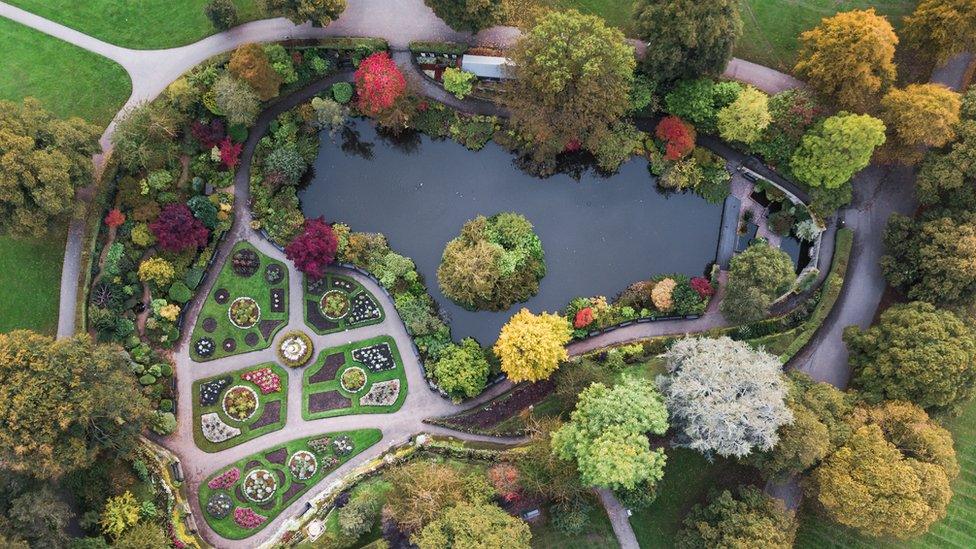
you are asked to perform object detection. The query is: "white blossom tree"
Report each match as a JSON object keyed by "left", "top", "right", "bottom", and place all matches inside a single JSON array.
[{"left": 657, "top": 337, "right": 793, "bottom": 458}]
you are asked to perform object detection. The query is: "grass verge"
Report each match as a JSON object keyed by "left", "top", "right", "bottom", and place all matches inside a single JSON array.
[
  {"left": 0, "top": 230, "right": 66, "bottom": 335},
  {"left": 303, "top": 336, "right": 408, "bottom": 419}
]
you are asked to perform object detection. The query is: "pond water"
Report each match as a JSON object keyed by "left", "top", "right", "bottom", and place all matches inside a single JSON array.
[{"left": 301, "top": 119, "right": 723, "bottom": 344}]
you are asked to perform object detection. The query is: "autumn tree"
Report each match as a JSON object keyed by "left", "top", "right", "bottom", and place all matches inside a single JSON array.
[
  {"left": 414, "top": 502, "right": 531, "bottom": 549},
  {"left": 658, "top": 337, "right": 793, "bottom": 458},
  {"left": 808, "top": 402, "right": 957, "bottom": 538},
  {"left": 260, "top": 0, "right": 346, "bottom": 26},
  {"left": 100, "top": 491, "right": 139, "bottom": 539},
  {"left": 285, "top": 217, "right": 339, "bottom": 279},
  {"left": 229, "top": 43, "right": 281, "bottom": 101},
  {"left": 424, "top": 0, "right": 505, "bottom": 30},
  {"left": 655, "top": 116, "right": 696, "bottom": 160},
  {"left": 383, "top": 461, "right": 494, "bottom": 533},
  {"left": 717, "top": 86, "right": 771, "bottom": 144},
  {"left": 881, "top": 211, "right": 976, "bottom": 305},
  {"left": 634, "top": 0, "right": 742, "bottom": 83},
  {"left": 904, "top": 0, "right": 976, "bottom": 65},
  {"left": 0, "top": 331, "right": 150, "bottom": 479},
  {"left": 794, "top": 9, "right": 898, "bottom": 112},
  {"left": 0, "top": 98, "right": 100, "bottom": 236},
  {"left": 881, "top": 84, "right": 961, "bottom": 150},
  {"left": 506, "top": 10, "right": 635, "bottom": 165},
  {"left": 213, "top": 74, "right": 261, "bottom": 126},
  {"left": 112, "top": 100, "right": 181, "bottom": 171},
  {"left": 354, "top": 52, "right": 407, "bottom": 116},
  {"left": 551, "top": 377, "right": 669, "bottom": 490},
  {"left": 721, "top": 242, "right": 795, "bottom": 323},
  {"left": 493, "top": 309, "right": 571, "bottom": 383},
  {"left": 676, "top": 487, "right": 797, "bottom": 549},
  {"left": 914, "top": 119, "right": 976, "bottom": 204},
  {"left": 431, "top": 337, "right": 490, "bottom": 402},
  {"left": 845, "top": 301, "right": 976, "bottom": 411},
  {"left": 149, "top": 203, "right": 210, "bottom": 252},
  {"left": 790, "top": 112, "right": 886, "bottom": 189},
  {"left": 204, "top": 0, "right": 238, "bottom": 29}
]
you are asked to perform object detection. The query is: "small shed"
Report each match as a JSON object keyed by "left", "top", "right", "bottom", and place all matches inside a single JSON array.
[{"left": 460, "top": 55, "right": 513, "bottom": 81}]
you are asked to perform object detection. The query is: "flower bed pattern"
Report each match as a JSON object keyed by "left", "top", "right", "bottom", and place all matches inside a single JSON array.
[
  {"left": 193, "top": 363, "right": 289, "bottom": 452},
  {"left": 277, "top": 331, "right": 313, "bottom": 367},
  {"left": 304, "top": 273, "right": 383, "bottom": 335},
  {"left": 302, "top": 336, "right": 407, "bottom": 419},
  {"left": 191, "top": 242, "right": 289, "bottom": 361},
  {"left": 198, "top": 429, "right": 382, "bottom": 539}
]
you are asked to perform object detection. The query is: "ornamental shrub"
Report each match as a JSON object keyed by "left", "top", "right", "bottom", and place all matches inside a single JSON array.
[
  {"left": 354, "top": 52, "right": 406, "bottom": 115},
  {"left": 229, "top": 43, "right": 281, "bottom": 101},
  {"left": 150, "top": 204, "right": 210, "bottom": 252},
  {"left": 104, "top": 209, "right": 126, "bottom": 228},
  {"left": 655, "top": 116, "right": 696, "bottom": 160},
  {"left": 130, "top": 223, "right": 155, "bottom": 247},
  {"left": 138, "top": 257, "right": 176, "bottom": 286},
  {"left": 204, "top": 0, "right": 238, "bottom": 29},
  {"left": 265, "top": 143, "right": 308, "bottom": 185},
  {"left": 574, "top": 307, "right": 594, "bottom": 329},
  {"left": 187, "top": 195, "right": 219, "bottom": 230},
  {"left": 331, "top": 82, "right": 354, "bottom": 104},
  {"left": 443, "top": 67, "right": 476, "bottom": 99},
  {"left": 149, "top": 411, "right": 177, "bottom": 435},
  {"left": 167, "top": 281, "right": 192, "bottom": 303},
  {"left": 651, "top": 278, "right": 677, "bottom": 311},
  {"left": 285, "top": 217, "right": 338, "bottom": 279},
  {"left": 690, "top": 277, "right": 714, "bottom": 299},
  {"left": 431, "top": 338, "right": 490, "bottom": 401}
]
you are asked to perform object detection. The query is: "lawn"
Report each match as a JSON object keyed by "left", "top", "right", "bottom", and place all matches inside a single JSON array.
[
  {"left": 192, "top": 363, "right": 289, "bottom": 453},
  {"left": 530, "top": 502, "right": 618, "bottom": 549},
  {"left": 303, "top": 336, "right": 408, "bottom": 419},
  {"left": 303, "top": 272, "right": 384, "bottom": 335},
  {"left": 0, "top": 17, "right": 130, "bottom": 128},
  {"left": 190, "top": 241, "right": 289, "bottom": 362},
  {"left": 6, "top": 0, "right": 261, "bottom": 49},
  {"left": 0, "top": 231, "right": 65, "bottom": 335},
  {"left": 198, "top": 429, "right": 383, "bottom": 539}
]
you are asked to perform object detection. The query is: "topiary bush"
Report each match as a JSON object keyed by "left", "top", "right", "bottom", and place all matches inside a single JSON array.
[{"left": 331, "top": 82, "right": 354, "bottom": 104}]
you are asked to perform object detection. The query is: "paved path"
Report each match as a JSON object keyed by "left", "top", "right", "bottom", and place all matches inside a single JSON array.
[{"left": 597, "top": 488, "right": 638, "bottom": 549}]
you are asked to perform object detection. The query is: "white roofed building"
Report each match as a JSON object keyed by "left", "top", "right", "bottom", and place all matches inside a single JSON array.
[{"left": 460, "top": 55, "right": 513, "bottom": 81}]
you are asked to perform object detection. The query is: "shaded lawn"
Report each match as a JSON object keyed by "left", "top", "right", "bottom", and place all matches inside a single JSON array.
[
  {"left": 0, "top": 17, "right": 130, "bottom": 127},
  {"left": 0, "top": 231, "right": 66, "bottom": 335},
  {"left": 530, "top": 502, "right": 618, "bottom": 549},
  {"left": 6, "top": 0, "right": 262, "bottom": 49}
]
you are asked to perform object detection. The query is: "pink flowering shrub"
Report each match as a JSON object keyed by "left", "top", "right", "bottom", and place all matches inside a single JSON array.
[
  {"left": 242, "top": 368, "right": 281, "bottom": 394},
  {"left": 207, "top": 467, "right": 240, "bottom": 490},
  {"left": 234, "top": 508, "right": 267, "bottom": 529}
]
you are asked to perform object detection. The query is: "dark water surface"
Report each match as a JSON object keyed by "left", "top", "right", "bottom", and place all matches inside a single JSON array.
[{"left": 301, "top": 119, "right": 722, "bottom": 344}]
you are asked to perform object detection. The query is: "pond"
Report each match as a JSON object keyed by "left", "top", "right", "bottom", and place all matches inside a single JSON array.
[{"left": 301, "top": 119, "right": 723, "bottom": 345}]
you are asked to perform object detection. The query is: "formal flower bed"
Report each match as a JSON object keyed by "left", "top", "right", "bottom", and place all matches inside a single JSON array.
[
  {"left": 352, "top": 342, "right": 396, "bottom": 372},
  {"left": 232, "top": 248, "right": 260, "bottom": 277},
  {"left": 320, "top": 290, "right": 350, "bottom": 320},
  {"left": 241, "top": 368, "right": 281, "bottom": 394},
  {"left": 193, "top": 363, "right": 289, "bottom": 451},
  {"left": 200, "top": 376, "right": 231, "bottom": 405},
  {"left": 201, "top": 413, "right": 241, "bottom": 443},
  {"left": 242, "top": 469, "right": 277, "bottom": 503},
  {"left": 207, "top": 492, "right": 234, "bottom": 519},
  {"left": 208, "top": 468, "right": 241, "bottom": 490},
  {"left": 303, "top": 273, "right": 384, "bottom": 335},
  {"left": 360, "top": 379, "right": 401, "bottom": 406},
  {"left": 349, "top": 293, "right": 382, "bottom": 324},
  {"left": 233, "top": 508, "right": 267, "bottom": 529},
  {"left": 332, "top": 435, "right": 354, "bottom": 456},
  {"left": 302, "top": 337, "right": 407, "bottom": 420},
  {"left": 228, "top": 297, "right": 261, "bottom": 329},
  {"left": 288, "top": 451, "right": 317, "bottom": 480},
  {"left": 277, "top": 331, "right": 313, "bottom": 367},
  {"left": 222, "top": 386, "right": 258, "bottom": 421},
  {"left": 340, "top": 367, "right": 367, "bottom": 393}
]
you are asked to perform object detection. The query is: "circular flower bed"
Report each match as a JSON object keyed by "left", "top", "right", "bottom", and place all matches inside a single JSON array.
[
  {"left": 214, "top": 288, "right": 230, "bottom": 304},
  {"left": 277, "top": 331, "right": 313, "bottom": 367},
  {"left": 332, "top": 435, "right": 354, "bottom": 456},
  {"left": 228, "top": 297, "right": 260, "bottom": 329},
  {"left": 195, "top": 338, "right": 215, "bottom": 358},
  {"left": 320, "top": 290, "right": 350, "bottom": 320},
  {"left": 221, "top": 385, "right": 258, "bottom": 421},
  {"left": 265, "top": 263, "right": 284, "bottom": 284},
  {"left": 232, "top": 248, "right": 259, "bottom": 277},
  {"left": 288, "top": 451, "right": 318, "bottom": 480},
  {"left": 241, "top": 469, "right": 277, "bottom": 503},
  {"left": 340, "top": 367, "right": 367, "bottom": 393},
  {"left": 206, "top": 492, "right": 233, "bottom": 519}
]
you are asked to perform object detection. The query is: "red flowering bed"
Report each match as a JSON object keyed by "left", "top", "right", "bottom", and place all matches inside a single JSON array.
[
  {"left": 207, "top": 467, "right": 240, "bottom": 490},
  {"left": 233, "top": 508, "right": 267, "bottom": 529},
  {"left": 242, "top": 368, "right": 281, "bottom": 394}
]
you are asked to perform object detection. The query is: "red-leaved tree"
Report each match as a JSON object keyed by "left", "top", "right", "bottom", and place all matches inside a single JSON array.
[
  {"left": 690, "top": 277, "right": 714, "bottom": 299},
  {"left": 150, "top": 203, "right": 210, "bottom": 252},
  {"left": 285, "top": 217, "right": 338, "bottom": 280},
  {"left": 219, "top": 137, "right": 242, "bottom": 169},
  {"left": 354, "top": 52, "right": 406, "bottom": 116},
  {"left": 191, "top": 119, "right": 225, "bottom": 149},
  {"left": 655, "top": 116, "right": 696, "bottom": 160},
  {"left": 574, "top": 307, "right": 594, "bottom": 329},
  {"left": 104, "top": 209, "right": 126, "bottom": 228}
]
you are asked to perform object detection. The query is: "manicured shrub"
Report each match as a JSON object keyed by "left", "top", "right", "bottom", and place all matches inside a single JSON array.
[
  {"left": 138, "top": 257, "right": 176, "bottom": 287},
  {"left": 331, "top": 82, "right": 354, "bottom": 104},
  {"left": 167, "top": 281, "right": 193, "bottom": 303},
  {"left": 651, "top": 278, "right": 676, "bottom": 311}
]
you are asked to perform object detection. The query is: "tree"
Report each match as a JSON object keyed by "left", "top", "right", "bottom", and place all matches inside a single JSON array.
[
  {"left": 790, "top": 112, "right": 886, "bottom": 189},
  {"left": 213, "top": 74, "right": 261, "bottom": 126},
  {"left": 204, "top": 0, "right": 238, "bottom": 29},
  {"left": 437, "top": 213, "right": 546, "bottom": 311},
  {"left": 338, "top": 489, "right": 383, "bottom": 539},
  {"left": 260, "top": 0, "right": 346, "bottom": 26},
  {"left": 676, "top": 487, "right": 797, "bottom": 549},
  {"left": 517, "top": 418, "right": 589, "bottom": 503},
  {"left": 845, "top": 301, "right": 976, "bottom": 410},
  {"left": 285, "top": 217, "right": 338, "bottom": 280},
  {"left": 442, "top": 67, "right": 476, "bottom": 99},
  {"left": 794, "top": 9, "right": 898, "bottom": 112},
  {"left": 149, "top": 203, "right": 210, "bottom": 252},
  {"left": 0, "top": 98, "right": 100, "bottom": 236},
  {"left": 658, "top": 337, "right": 793, "bottom": 458},
  {"left": 881, "top": 84, "right": 961, "bottom": 149},
  {"left": 414, "top": 502, "right": 531, "bottom": 549},
  {"left": 104, "top": 209, "right": 126, "bottom": 228},
  {"left": 493, "top": 309, "right": 571, "bottom": 383},
  {"left": 664, "top": 79, "right": 742, "bottom": 133},
  {"left": 904, "top": 0, "right": 976, "bottom": 65},
  {"left": 881, "top": 211, "right": 976, "bottom": 305},
  {"left": 112, "top": 100, "right": 181, "bottom": 172},
  {"left": 721, "top": 242, "right": 795, "bottom": 323},
  {"left": 914, "top": 119, "right": 976, "bottom": 204},
  {"left": 551, "top": 377, "right": 669, "bottom": 490},
  {"left": 229, "top": 43, "right": 281, "bottom": 101},
  {"left": 808, "top": 402, "right": 957, "bottom": 538},
  {"left": 505, "top": 10, "right": 635, "bottom": 165},
  {"left": 354, "top": 52, "right": 406, "bottom": 116},
  {"left": 5, "top": 484, "right": 71, "bottom": 548},
  {"left": 383, "top": 461, "right": 494, "bottom": 533},
  {"left": 113, "top": 522, "right": 169, "bottom": 549},
  {"left": 749, "top": 372, "right": 854, "bottom": 478},
  {"left": 717, "top": 86, "right": 771, "bottom": 144},
  {"left": 634, "top": 0, "right": 742, "bottom": 83},
  {"left": 0, "top": 332, "right": 150, "bottom": 479},
  {"left": 310, "top": 96, "right": 347, "bottom": 135},
  {"left": 100, "top": 491, "right": 139, "bottom": 539},
  {"left": 655, "top": 116, "right": 696, "bottom": 160},
  {"left": 431, "top": 338, "right": 490, "bottom": 402},
  {"left": 423, "top": 0, "right": 505, "bottom": 30}
]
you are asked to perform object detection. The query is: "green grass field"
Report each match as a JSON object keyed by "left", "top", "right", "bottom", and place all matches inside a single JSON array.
[
  {"left": 6, "top": 0, "right": 261, "bottom": 49},
  {"left": 0, "top": 231, "right": 65, "bottom": 335},
  {"left": 0, "top": 16, "right": 130, "bottom": 127}
]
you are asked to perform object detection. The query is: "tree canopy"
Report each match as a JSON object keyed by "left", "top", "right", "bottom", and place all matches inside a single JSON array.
[
  {"left": 431, "top": 338, "right": 490, "bottom": 402},
  {"left": 658, "top": 337, "right": 793, "bottom": 458},
  {"left": 354, "top": 52, "right": 406, "bottom": 116},
  {"left": 790, "top": 112, "right": 886, "bottom": 189},
  {"left": 260, "top": 0, "right": 346, "bottom": 26},
  {"left": 634, "top": 0, "right": 742, "bottom": 83},
  {"left": 881, "top": 84, "right": 961, "bottom": 150},
  {"left": 794, "top": 9, "right": 898, "bottom": 112},
  {"left": 721, "top": 242, "right": 795, "bottom": 324},
  {"left": 845, "top": 301, "right": 976, "bottom": 411},
  {"left": 423, "top": 0, "right": 505, "bottom": 31},
  {"left": 0, "top": 98, "right": 100, "bottom": 237},
  {"left": 493, "top": 309, "right": 571, "bottom": 383},
  {"left": 904, "top": 0, "right": 976, "bottom": 65},
  {"left": 717, "top": 86, "right": 771, "bottom": 145},
  {"left": 414, "top": 502, "right": 531, "bottom": 549},
  {"left": 0, "top": 331, "right": 150, "bottom": 479},
  {"left": 383, "top": 461, "right": 494, "bottom": 533},
  {"left": 676, "top": 487, "right": 797, "bottom": 549}
]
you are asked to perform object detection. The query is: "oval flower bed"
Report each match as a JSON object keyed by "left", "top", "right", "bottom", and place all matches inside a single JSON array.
[
  {"left": 320, "top": 290, "right": 350, "bottom": 320},
  {"left": 222, "top": 386, "right": 258, "bottom": 422},
  {"left": 288, "top": 451, "right": 317, "bottom": 481},
  {"left": 277, "top": 331, "right": 313, "bottom": 367},
  {"left": 228, "top": 296, "right": 261, "bottom": 329},
  {"left": 340, "top": 367, "right": 367, "bottom": 393},
  {"left": 242, "top": 469, "right": 277, "bottom": 503}
]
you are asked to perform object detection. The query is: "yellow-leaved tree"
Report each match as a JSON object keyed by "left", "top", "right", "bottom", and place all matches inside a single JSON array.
[
  {"left": 493, "top": 309, "right": 571, "bottom": 383},
  {"left": 881, "top": 83, "right": 961, "bottom": 149},
  {"left": 904, "top": 0, "right": 976, "bottom": 65}
]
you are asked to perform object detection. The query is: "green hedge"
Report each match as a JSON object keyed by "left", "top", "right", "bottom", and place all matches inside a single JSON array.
[
  {"left": 317, "top": 37, "right": 388, "bottom": 53},
  {"left": 409, "top": 41, "right": 467, "bottom": 55}
]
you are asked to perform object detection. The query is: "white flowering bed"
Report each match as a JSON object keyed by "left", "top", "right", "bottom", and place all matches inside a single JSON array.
[
  {"left": 349, "top": 293, "right": 381, "bottom": 324},
  {"left": 352, "top": 343, "right": 395, "bottom": 372},
  {"left": 201, "top": 412, "right": 241, "bottom": 443},
  {"left": 360, "top": 379, "right": 400, "bottom": 406}
]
